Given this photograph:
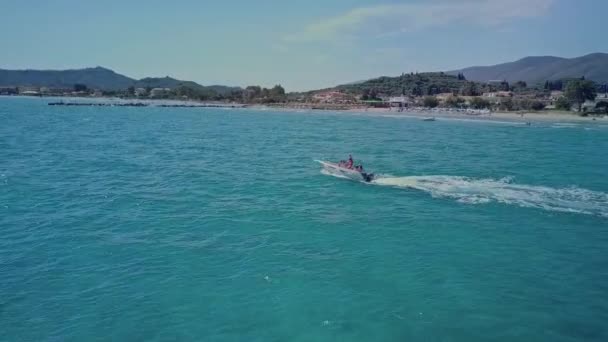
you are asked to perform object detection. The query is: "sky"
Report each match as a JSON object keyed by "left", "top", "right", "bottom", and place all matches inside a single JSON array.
[{"left": 1, "top": 0, "right": 607, "bottom": 91}]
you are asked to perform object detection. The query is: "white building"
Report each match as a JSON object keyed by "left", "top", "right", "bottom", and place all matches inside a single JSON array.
[
  {"left": 135, "top": 88, "right": 148, "bottom": 97},
  {"left": 388, "top": 96, "right": 409, "bottom": 106},
  {"left": 19, "top": 86, "right": 40, "bottom": 95}
]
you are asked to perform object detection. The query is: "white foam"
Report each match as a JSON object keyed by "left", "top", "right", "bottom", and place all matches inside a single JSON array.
[
  {"left": 372, "top": 175, "right": 608, "bottom": 217},
  {"left": 320, "top": 168, "right": 350, "bottom": 180}
]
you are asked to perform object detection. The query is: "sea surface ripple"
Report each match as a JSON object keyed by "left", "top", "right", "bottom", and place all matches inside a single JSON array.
[{"left": 1, "top": 97, "right": 608, "bottom": 341}]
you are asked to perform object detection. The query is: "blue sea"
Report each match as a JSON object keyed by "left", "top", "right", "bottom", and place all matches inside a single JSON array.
[{"left": 2, "top": 97, "right": 608, "bottom": 341}]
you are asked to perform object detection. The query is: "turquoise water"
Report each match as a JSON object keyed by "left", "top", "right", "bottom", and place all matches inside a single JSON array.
[{"left": 2, "top": 97, "right": 608, "bottom": 341}]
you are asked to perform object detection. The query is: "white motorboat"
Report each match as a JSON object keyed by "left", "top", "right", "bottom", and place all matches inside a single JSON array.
[{"left": 316, "top": 160, "right": 375, "bottom": 182}]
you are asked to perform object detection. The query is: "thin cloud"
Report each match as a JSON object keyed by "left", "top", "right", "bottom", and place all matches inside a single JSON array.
[{"left": 284, "top": 0, "right": 554, "bottom": 42}]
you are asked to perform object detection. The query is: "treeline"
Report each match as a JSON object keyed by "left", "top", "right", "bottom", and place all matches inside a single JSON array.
[
  {"left": 543, "top": 77, "right": 608, "bottom": 93},
  {"left": 169, "top": 85, "right": 280, "bottom": 102},
  {"left": 162, "top": 84, "right": 286, "bottom": 103},
  {"left": 103, "top": 84, "right": 287, "bottom": 103},
  {"left": 420, "top": 95, "right": 547, "bottom": 111},
  {"left": 332, "top": 72, "right": 608, "bottom": 99},
  {"left": 418, "top": 79, "right": 607, "bottom": 114}
]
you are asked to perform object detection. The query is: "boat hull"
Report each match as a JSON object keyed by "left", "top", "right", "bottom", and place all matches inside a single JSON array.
[{"left": 317, "top": 161, "right": 374, "bottom": 182}]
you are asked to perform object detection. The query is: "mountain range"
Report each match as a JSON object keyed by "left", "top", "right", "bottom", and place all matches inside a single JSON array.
[
  {"left": 1, "top": 53, "right": 607, "bottom": 92},
  {"left": 448, "top": 53, "right": 608, "bottom": 85},
  {"left": 0, "top": 66, "right": 240, "bottom": 93}
]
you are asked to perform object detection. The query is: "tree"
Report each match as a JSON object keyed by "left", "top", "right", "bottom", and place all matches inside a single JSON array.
[
  {"left": 459, "top": 82, "right": 479, "bottom": 96},
  {"left": 266, "top": 84, "right": 286, "bottom": 102},
  {"left": 411, "top": 85, "right": 423, "bottom": 96},
  {"left": 596, "top": 101, "right": 608, "bottom": 114},
  {"left": 243, "top": 85, "right": 262, "bottom": 102},
  {"left": 426, "top": 84, "right": 439, "bottom": 95},
  {"left": 565, "top": 80, "right": 597, "bottom": 112},
  {"left": 445, "top": 95, "right": 465, "bottom": 108},
  {"left": 270, "top": 84, "right": 285, "bottom": 96},
  {"left": 530, "top": 101, "right": 546, "bottom": 111},
  {"left": 74, "top": 84, "right": 88, "bottom": 92},
  {"left": 469, "top": 97, "right": 490, "bottom": 109},
  {"left": 126, "top": 86, "right": 135, "bottom": 96},
  {"left": 499, "top": 97, "right": 514, "bottom": 111},
  {"left": 361, "top": 88, "right": 370, "bottom": 101},
  {"left": 369, "top": 88, "right": 378, "bottom": 100},
  {"left": 423, "top": 96, "right": 439, "bottom": 108},
  {"left": 554, "top": 80, "right": 563, "bottom": 91},
  {"left": 513, "top": 81, "right": 527, "bottom": 90},
  {"left": 555, "top": 96, "right": 572, "bottom": 111}
]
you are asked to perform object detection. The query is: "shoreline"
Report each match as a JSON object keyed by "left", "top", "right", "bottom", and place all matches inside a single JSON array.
[
  {"left": 257, "top": 104, "right": 608, "bottom": 125},
  {"left": 3, "top": 95, "right": 607, "bottom": 124}
]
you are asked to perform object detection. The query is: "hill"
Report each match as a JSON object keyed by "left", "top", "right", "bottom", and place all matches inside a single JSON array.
[
  {"left": 449, "top": 53, "right": 608, "bottom": 85},
  {"left": 134, "top": 76, "right": 201, "bottom": 90},
  {"left": 134, "top": 77, "right": 240, "bottom": 95},
  {"left": 330, "top": 72, "right": 478, "bottom": 97},
  {"left": 0, "top": 66, "right": 240, "bottom": 92},
  {"left": 0, "top": 67, "right": 134, "bottom": 90}
]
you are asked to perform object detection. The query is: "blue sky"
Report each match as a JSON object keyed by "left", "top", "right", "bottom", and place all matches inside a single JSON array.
[{"left": 1, "top": 0, "right": 606, "bottom": 91}]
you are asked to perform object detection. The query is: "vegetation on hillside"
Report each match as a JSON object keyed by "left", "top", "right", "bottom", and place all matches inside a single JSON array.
[
  {"left": 564, "top": 80, "right": 597, "bottom": 112},
  {"left": 335, "top": 72, "right": 479, "bottom": 97},
  {"left": 328, "top": 72, "right": 560, "bottom": 99}
]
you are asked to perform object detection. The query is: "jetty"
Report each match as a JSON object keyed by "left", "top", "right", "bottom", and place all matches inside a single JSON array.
[{"left": 48, "top": 101, "right": 247, "bottom": 108}]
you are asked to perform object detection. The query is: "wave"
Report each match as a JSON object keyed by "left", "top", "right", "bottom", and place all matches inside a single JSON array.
[
  {"left": 371, "top": 175, "right": 608, "bottom": 217},
  {"left": 320, "top": 168, "right": 351, "bottom": 180}
]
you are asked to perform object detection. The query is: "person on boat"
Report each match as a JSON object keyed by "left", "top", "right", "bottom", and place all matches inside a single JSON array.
[{"left": 346, "top": 155, "right": 354, "bottom": 169}]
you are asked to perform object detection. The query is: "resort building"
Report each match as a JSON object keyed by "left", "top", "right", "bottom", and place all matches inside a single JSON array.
[{"left": 135, "top": 88, "right": 148, "bottom": 97}]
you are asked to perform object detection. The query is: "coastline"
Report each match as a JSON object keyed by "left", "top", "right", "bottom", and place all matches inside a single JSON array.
[
  {"left": 3, "top": 95, "right": 607, "bottom": 124},
  {"left": 257, "top": 104, "right": 608, "bottom": 125}
]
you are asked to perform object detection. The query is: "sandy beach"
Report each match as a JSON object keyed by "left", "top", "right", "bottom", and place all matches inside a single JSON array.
[
  {"left": 258, "top": 104, "right": 608, "bottom": 125},
  {"left": 12, "top": 95, "right": 606, "bottom": 125}
]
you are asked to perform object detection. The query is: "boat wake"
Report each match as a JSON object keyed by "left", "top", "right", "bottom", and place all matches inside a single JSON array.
[
  {"left": 320, "top": 168, "right": 351, "bottom": 180},
  {"left": 372, "top": 175, "right": 608, "bottom": 217}
]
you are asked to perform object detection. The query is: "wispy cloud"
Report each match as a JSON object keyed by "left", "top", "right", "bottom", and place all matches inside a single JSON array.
[{"left": 284, "top": 0, "right": 554, "bottom": 42}]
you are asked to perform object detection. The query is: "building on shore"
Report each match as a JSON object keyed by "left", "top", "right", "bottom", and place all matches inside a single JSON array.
[
  {"left": 388, "top": 96, "right": 409, "bottom": 108},
  {"left": 550, "top": 91, "right": 564, "bottom": 99},
  {"left": 19, "top": 86, "right": 41, "bottom": 95},
  {"left": 135, "top": 88, "right": 148, "bottom": 97}
]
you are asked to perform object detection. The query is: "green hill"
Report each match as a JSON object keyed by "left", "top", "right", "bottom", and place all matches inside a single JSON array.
[
  {"left": 332, "top": 72, "right": 478, "bottom": 97},
  {"left": 0, "top": 66, "right": 134, "bottom": 90},
  {"left": 0, "top": 67, "right": 241, "bottom": 93}
]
